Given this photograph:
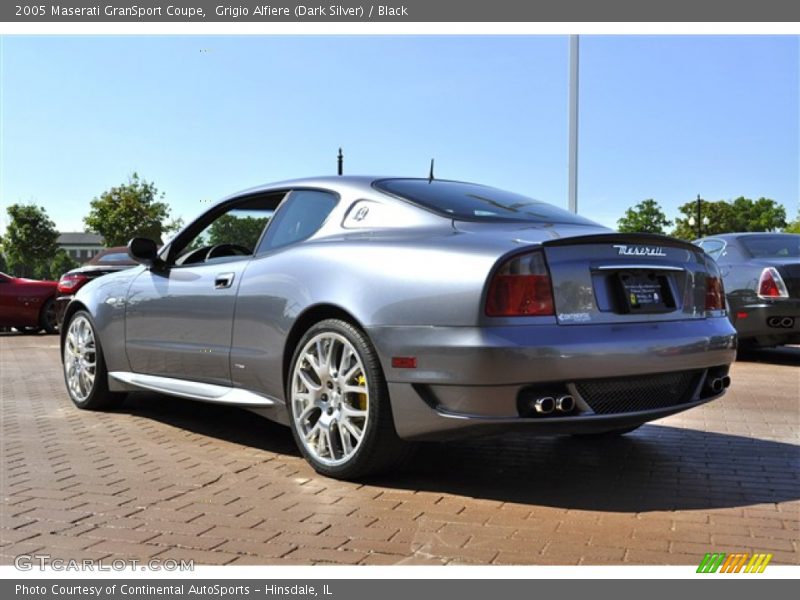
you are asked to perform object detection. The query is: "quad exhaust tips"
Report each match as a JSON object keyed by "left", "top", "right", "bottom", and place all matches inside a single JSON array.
[
  {"left": 556, "top": 395, "right": 576, "bottom": 413},
  {"left": 767, "top": 316, "right": 795, "bottom": 328},
  {"left": 533, "top": 397, "right": 556, "bottom": 414},
  {"left": 707, "top": 376, "right": 732, "bottom": 394},
  {"left": 532, "top": 395, "right": 575, "bottom": 415}
]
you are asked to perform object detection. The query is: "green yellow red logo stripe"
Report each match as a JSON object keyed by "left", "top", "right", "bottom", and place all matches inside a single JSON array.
[{"left": 697, "top": 552, "right": 772, "bottom": 573}]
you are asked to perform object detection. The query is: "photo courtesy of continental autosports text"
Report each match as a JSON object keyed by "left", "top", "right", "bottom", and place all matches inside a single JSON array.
[
  {"left": 15, "top": 584, "right": 329, "bottom": 596},
  {"left": 1, "top": 0, "right": 798, "bottom": 597}
]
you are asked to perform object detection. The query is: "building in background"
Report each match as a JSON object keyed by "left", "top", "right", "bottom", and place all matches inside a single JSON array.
[{"left": 57, "top": 232, "right": 104, "bottom": 263}]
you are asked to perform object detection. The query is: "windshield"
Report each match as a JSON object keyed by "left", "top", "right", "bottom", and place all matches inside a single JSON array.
[
  {"left": 96, "top": 252, "right": 135, "bottom": 264},
  {"left": 374, "top": 179, "right": 599, "bottom": 225},
  {"left": 740, "top": 235, "right": 800, "bottom": 258}
]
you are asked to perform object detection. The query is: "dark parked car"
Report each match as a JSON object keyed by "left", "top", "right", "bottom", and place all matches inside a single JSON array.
[
  {"left": 60, "top": 176, "right": 736, "bottom": 479},
  {"left": 55, "top": 246, "right": 138, "bottom": 326},
  {"left": 0, "top": 272, "right": 58, "bottom": 334},
  {"left": 694, "top": 233, "right": 800, "bottom": 347}
]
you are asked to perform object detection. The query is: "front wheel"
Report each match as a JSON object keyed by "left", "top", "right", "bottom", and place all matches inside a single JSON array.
[
  {"left": 63, "top": 311, "right": 125, "bottom": 410},
  {"left": 287, "top": 319, "right": 408, "bottom": 479}
]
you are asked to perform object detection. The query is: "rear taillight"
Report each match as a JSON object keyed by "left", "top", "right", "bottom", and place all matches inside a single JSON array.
[
  {"left": 57, "top": 273, "right": 89, "bottom": 294},
  {"left": 705, "top": 276, "right": 725, "bottom": 311},
  {"left": 758, "top": 267, "right": 789, "bottom": 299},
  {"left": 486, "top": 251, "right": 555, "bottom": 317}
]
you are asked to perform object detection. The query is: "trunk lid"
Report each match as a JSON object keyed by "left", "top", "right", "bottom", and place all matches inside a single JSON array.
[
  {"left": 539, "top": 232, "right": 713, "bottom": 324},
  {"left": 452, "top": 222, "right": 718, "bottom": 325}
]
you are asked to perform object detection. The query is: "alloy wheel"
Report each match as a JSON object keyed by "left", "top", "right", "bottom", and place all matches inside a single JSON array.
[
  {"left": 64, "top": 315, "right": 97, "bottom": 402},
  {"left": 291, "top": 332, "right": 369, "bottom": 467}
]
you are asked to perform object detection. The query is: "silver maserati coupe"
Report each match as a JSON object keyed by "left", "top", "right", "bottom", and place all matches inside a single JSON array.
[{"left": 61, "top": 177, "right": 737, "bottom": 478}]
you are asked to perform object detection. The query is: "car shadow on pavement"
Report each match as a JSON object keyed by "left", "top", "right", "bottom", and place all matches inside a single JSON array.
[
  {"left": 116, "top": 392, "right": 798, "bottom": 514},
  {"left": 117, "top": 392, "right": 302, "bottom": 457},
  {"left": 736, "top": 344, "right": 800, "bottom": 366},
  {"left": 382, "top": 426, "right": 800, "bottom": 512}
]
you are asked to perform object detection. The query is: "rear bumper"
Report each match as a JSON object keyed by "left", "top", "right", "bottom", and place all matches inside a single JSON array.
[
  {"left": 730, "top": 299, "right": 800, "bottom": 345},
  {"left": 368, "top": 318, "right": 736, "bottom": 440}
]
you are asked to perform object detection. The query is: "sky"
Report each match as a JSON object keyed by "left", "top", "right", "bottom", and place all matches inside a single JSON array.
[{"left": 1, "top": 35, "right": 797, "bottom": 234}]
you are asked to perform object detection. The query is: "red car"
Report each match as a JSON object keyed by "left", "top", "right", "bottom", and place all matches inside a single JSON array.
[{"left": 0, "top": 272, "right": 59, "bottom": 334}]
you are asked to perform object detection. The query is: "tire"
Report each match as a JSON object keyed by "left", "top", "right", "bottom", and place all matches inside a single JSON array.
[
  {"left": 39, "top": 297, "right": 58, "bottom": 334},
  {"left": 286, "top": 318, "right": 409, "bottom": 479},
  {"left": 573, "top": 425, "right": 642, "bottom": 438},
  {"left": 62, "top": 310, "right": 125, "bottom": 410}
]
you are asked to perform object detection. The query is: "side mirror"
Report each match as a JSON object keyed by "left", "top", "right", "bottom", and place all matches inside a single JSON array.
[{"left": 127, "top": 238, "right": 161, "bottom": 268}]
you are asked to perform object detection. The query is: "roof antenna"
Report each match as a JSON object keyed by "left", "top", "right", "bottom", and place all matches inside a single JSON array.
[
  {"left": 337, "top": 147, "right": 344, "bottom": 176},
  {"left": 428, "top": 158, "right": 435, "bottom": 183}
]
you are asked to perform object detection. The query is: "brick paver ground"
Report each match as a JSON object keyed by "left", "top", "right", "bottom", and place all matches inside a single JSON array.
[{"left": 1, "top": 334, "right": 798, "bottom": 566}]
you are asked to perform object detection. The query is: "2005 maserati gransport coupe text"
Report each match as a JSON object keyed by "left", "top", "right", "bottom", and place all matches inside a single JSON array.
[{"left": 61, "top": 177, "right": 737, "bottom": 478}]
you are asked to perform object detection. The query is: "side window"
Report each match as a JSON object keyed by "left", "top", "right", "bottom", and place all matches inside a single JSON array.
[
  {"left": 257, "top": 190, "right": 338, "bottom": 253},
  {"left": 701, "top": 240, "right": 725, "bottom": 260},
  {"left": 171, "top": 194, "right": 283, "bottom": 266}
]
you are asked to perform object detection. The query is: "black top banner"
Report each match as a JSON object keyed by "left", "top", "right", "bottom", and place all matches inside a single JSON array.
[{"left": 4, "top": 0, "right": 800, "bottom": 22}]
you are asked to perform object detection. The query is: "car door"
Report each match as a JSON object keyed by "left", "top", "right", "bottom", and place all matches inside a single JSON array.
[
  {"left": 229, "top": 189, "right": 340, "bottom": 398},
  {"left": 124, "top": 194, "right": 282, "bottom": 385}
]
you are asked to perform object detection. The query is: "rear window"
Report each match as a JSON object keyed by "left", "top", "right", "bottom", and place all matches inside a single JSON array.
[
  {"left": 374, "top": 178, "right": 598, "bottom": 225},
  {"left": 740, "top": 235, "right": 800, "bottom": 258}
]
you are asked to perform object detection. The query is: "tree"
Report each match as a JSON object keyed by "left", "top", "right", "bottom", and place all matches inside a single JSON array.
[
  {"left": 2, "top": 204, "right": 60, "bottom": 278},
  {"left": 84, "top": 173, "right": 177, "bottom": 246},
  {"left": 784, "top": 212, "right": 800, "bottom": 234},
  {"left": 671, "top": 197, "right": 787, "bottom": 240},
  {"left": 617, "top": 199, "right": 672, "bottom": 234},
  {"left": 206, "top": 214, "right": 269, "bottom": 250},
  {"left": 728, "top": 197, "right": 786, "bottom": 233},
  {"left": 38, "top": 250, "right": 78, "bottom": 280}
]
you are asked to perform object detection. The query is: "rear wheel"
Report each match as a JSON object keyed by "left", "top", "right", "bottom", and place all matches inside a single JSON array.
[
  {"left": 287, "top": 318, "right": 408, "bottom": 479},
  {"left": 63, "top": 311, "right": 125, "bottom": 410},
  {"left": 39, "top": 297, "right": 58, "bottom": 334}
]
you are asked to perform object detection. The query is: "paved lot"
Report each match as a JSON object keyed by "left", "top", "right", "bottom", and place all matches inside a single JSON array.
[{"left": 1, "top": 334, "right": 798, "bottom": 566}]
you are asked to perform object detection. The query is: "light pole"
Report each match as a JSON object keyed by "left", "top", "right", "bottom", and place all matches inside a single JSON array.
[
  {"left": 568, "top": 35, "right": 579, "bottom": 214},
  {"left": 688, "top": 194, "right": 710, "bottom": 238},
  {"left": 695, "top": 193, "right": 702, "bottom": 237}
]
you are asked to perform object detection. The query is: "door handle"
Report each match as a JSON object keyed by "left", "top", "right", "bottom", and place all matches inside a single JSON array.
[{"left": 215, "top": 272, "right": 235, "bottom": 289}]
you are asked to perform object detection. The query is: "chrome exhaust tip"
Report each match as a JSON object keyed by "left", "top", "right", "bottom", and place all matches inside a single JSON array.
[
  {"left": 781, "top": 317, "right": 795, "bottom": 328},
  {"left": 555, "top": 395, "right": 575, "bottom": 413},
  {"left": 533, "top": 396, "right": 556, "bottom": 415},
  {"left": 709, "top": 378, "right": 724, "bottom": 394}
]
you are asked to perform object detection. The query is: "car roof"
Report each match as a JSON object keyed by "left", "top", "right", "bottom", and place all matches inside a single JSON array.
[
  {"left": 217, "top": 175, "right": 498, "bottom": 204},
  {"left": 221, "top": 176, "right": 383, "bottom": 201},
  {"left": 698, "top": 232, "right": 799, "bottom": 242}
]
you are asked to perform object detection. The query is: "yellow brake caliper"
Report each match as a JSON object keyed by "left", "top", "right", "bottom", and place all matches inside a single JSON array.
[{"left": 357, "top": 374, "right": 367, "bottom": 411}]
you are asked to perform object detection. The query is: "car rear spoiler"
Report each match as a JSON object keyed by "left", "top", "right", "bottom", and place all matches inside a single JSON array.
[{"left": 541, "top": 232, "right": 700, "bottom": 253}]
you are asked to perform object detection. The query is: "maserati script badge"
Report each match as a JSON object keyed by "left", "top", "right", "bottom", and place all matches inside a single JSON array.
[{"left": 613, "top": 244, "right": 667, "bottom": 257}]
